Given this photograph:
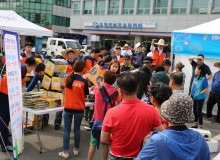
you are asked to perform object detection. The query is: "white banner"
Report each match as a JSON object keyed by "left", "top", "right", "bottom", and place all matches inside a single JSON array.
[{"left": 3, "top": 30, "right": 24, "bottom": 159}]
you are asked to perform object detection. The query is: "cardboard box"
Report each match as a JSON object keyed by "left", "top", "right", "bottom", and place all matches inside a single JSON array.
[
  {"left": 51, "top": 77, "right": 65, "bottom": 91},
  {"left": 87, "top": 65, "right": 102, "bottom": 85},
  {"left": 207, "top": 139, "right": 218, "bottom": 153},
  {"left": 44, "top": 59, "right": 68, "bottom": 76},
  {"left": 41, "top": 74, "right": 52, "bottom": 90},
  {"left": 47, "top": 91, "right": 64, "bottom": 104},
  {"left": 45, "top": 98, "right": 61, "bottom": 108}
]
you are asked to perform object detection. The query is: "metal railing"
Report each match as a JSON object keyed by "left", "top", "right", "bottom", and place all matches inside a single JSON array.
[
  {"left": 95, "top": 9, "right": 105, "bottom": 15},
  {"left": 154, "top": 7, "right": 167, "bottom": 14},
  {"left": 109, "top": 8, "right": 119, "bottom": 14},
  {"left": 137, "top": 8, "right": 150, "bottom": 14},
  {"left": 122, "top": 8, "right": 134, "bottom": 14}
]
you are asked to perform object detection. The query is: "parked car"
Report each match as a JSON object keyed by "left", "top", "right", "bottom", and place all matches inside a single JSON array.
[{"left": 46, "top": 38, "right": 82, "bottom": 56}]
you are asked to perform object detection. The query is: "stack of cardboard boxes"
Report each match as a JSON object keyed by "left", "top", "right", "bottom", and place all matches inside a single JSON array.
[{"left": 41, "top": 59, "right": 68, "bottom": 107}]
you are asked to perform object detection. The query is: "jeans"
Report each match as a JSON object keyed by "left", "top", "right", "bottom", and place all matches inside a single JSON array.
[
  {"left": 0, "top": 93, "right": 10, "bottom": 148},
  {"left": 63, "top": 111, "right": 83, "bottom": 150},
  {"left": 206, "top": 92, "right": 220, "bottom": 122},
  {"left": 54, "top": 111, "right": 63, "bottom": 126},
  {"left": 193, "top": 99, "right": 205, "bottom": 125}
]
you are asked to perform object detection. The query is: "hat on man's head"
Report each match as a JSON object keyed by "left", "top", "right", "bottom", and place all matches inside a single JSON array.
[
  {"left": 143, "top": 57, "right": 153, "bottom": 63},
  {"left": 123, "top": 44, "right": 129, "bottom": 48},
  {"left": 161, "top": 93, "right": 194, "bottom": 124},
  {"left": 61, "top": 48, "right": 79, "bottom": 59},
  {"left": 155, "top": 39, "right": 165, "bottom": 46},
  {"left": 214, "top": 62, "right": 220, "bottom": 68}
]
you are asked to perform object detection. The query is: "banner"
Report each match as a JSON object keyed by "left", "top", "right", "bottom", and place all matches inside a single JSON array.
[
  {"left": 172, "top": 32, "right": 220, "bottom": 59},
  {"left": 3, "top": 30, "right": 24, "bottom": 159}
]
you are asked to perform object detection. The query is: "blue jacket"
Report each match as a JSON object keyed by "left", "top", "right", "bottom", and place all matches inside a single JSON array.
[{"left": 135, "top": 126, "right": 210, "bottom": 160}]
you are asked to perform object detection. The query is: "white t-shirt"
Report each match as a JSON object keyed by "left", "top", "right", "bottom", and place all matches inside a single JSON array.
[{"left": 121, "top": 50, "right": 132, "bottom": 56}]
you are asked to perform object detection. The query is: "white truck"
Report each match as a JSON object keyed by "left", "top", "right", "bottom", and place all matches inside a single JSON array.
[{"left": 46, "top": 38, "right": 82, "bottom": 56}]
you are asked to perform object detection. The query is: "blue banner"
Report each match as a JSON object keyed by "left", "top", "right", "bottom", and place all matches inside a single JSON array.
[{"left": 172, "top": 32, "right": 220, "bottom": 59}]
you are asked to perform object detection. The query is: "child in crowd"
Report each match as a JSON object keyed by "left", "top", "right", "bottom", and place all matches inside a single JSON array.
[
  {"left": 88, "top": 71, "right": 120, "bottom": 160},
  {"left": 58, "top": 60, "right": 89, "bottom": 159},
  {"left": 191, "top": 64, "right": 209, "bottom": 129},
  {"left": 149, "top": 83, "right": 172, "bottom": 129},
  {"left": 120, "top": 54, "right": 134, "bottom": 72}
]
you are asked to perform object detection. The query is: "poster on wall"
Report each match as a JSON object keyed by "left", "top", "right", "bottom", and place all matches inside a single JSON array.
[{"left": 3, "top": 30, "right": 24, "bottom": 159}]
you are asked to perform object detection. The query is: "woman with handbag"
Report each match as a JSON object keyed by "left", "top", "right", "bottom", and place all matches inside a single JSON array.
[{"left": 58, "top": 60, "right": 89, "bottom": 159}]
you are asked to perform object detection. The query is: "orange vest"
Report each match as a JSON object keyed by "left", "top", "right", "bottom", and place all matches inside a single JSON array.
[
  {"left": 152, "top": 50, "right": 166, "bottom": 66},
  {"left": 21, "top": 57, "right": 27, "bottom": 64},
  {"left": 0, "top": 75, "right": 26, "bottom": 95},
  {"left": 84, "top": 56, "right": 98, "bottom": 74},
  {"left": 113, "top": 55, "right": 124, "bottom": 64},
  {"left": 66, "top": 64, "right": 73, "bottom": 74}
]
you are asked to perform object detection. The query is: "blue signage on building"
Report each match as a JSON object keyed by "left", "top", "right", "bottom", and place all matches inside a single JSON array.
[{"left": 92, "top": 22, "right": 150, "bottom": 29}]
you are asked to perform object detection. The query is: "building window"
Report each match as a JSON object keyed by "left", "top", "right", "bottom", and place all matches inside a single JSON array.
[
  {"left": 154, "top": 0, "right": 168, "bottom": 14},
  {"left": 137, "top": 0, "right": 150, "bottom": 14},
  {"left": 55, "top": 0, "right": 71, "bottom": 8},
  {"left": 171, "top": 0, "right": 187, "bottom": 14},
  {"left": 29, "top": 0, "right": 41, "bottom": 2},
  {"left": 83, "top": 1, "right": 92, "bottom": 14},
  {"left": 191, "top": 0, "right": 208, "bottom": 14},
  {"left": 96, "top": 0, "right": 105, "bottom": 15},
  {"left": 109, "top": 0, "right": 119, "bottom": 14},
  {"left": 123, "top": 0, "right": 134, "bottom": 14},
  {"left": 212, "top": 0, "right": 220, "bottom": 14},
  {"left": 73, "top": 1, "right": 80, "bottom": 15}
]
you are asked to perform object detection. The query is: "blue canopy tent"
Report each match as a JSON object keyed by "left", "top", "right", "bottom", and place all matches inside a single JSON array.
[
  {"left": 172, "top": 18, "right": 220, "bottom": 59},
  {"left": 171, "top": 19, "right": 220, "bottom": 94}
]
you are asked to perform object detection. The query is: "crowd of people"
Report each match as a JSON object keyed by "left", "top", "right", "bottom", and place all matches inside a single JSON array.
[{"left": 0, "top": 38, "right": 220, "bottom": 160}]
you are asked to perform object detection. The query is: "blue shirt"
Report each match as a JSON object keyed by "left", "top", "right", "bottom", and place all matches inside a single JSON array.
[
  {"left": 135, "top": 126, "right": 210, "bottom": 160},
  {"left": 26, "top": 74, "right": 43, "bottom": 92},
  {"left": 211, "top": 71, "right": 220, "bottom": 94}
]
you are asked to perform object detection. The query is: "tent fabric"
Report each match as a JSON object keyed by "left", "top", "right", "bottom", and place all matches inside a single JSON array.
[
  {"left": 0, "top": 10, "right": 53, "bottom": 37},
  {"left": 172, "top": 18, "right": 220, "bottom": 59}
]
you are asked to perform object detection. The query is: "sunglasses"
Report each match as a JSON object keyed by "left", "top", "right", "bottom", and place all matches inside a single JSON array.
[{"left": 197, "top": 58, "right": 202, "bottom": 60}]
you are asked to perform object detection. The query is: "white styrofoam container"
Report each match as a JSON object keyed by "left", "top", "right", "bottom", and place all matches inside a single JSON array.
[{"left": 207, "top": 139, "right": 218, "bottom": 153}]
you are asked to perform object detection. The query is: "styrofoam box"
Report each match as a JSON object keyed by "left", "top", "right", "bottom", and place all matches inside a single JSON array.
[{"left": 207, "top": 139, "right": 218, "bottom": 153}]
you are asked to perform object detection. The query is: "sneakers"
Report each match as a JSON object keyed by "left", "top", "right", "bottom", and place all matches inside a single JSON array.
[
  {"left": 58, "top": 151, "right": 69, "bottom": 159},
  {"left": 84, "top": 126, "right": 91, "bottom": 131},
  {"left": 2, "top": 145, "right": 14, "bottom": 152},
  {"left": 73, "top": 149, "right": 79, "bottom": 156}
]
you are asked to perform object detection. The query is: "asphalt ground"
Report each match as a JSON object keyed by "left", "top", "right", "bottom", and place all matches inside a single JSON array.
[{"left": 0, "top": 108, "right": 220, "bottom": 160}]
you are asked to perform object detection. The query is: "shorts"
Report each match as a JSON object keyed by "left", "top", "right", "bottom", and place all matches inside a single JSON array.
[{"left": 90, "top": 133, "right": 99, "bottom": 146}]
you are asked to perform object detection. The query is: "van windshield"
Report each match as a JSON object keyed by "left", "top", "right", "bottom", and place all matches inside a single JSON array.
[{"left": 66, "top": 41, "right": 82, "bottom": 49}]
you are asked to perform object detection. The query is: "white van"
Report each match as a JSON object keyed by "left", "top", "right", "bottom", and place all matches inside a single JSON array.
[{"left": 46, "top": 38, "right": 82, "bottom": 56}]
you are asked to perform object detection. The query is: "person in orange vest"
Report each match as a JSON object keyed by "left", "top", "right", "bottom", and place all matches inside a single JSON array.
[
  {"left": 112, "top": 46, "right": 124, "bottom": 64},
  {"left": 61, "top": 48, "right": 79, "bottom": 75},
  {"left": 0, "top": 57, "right": 36, "bottom": 152},
  {"left": 150, "top": 39, "right": 167, "bottom": 67},
  {"left": 20, "top": 42, "right": 35, "bottom": 64},
  {"left": 83, "top": 49, "right": 99, "bottom": 74}
]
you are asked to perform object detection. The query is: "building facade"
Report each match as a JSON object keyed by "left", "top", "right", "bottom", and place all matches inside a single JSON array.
[
  {"left": 70, "top": 0, "right": 220, "bottom": 50},
  {"left": 0, "top": 0, "right": 71, "bottom": 36}
]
